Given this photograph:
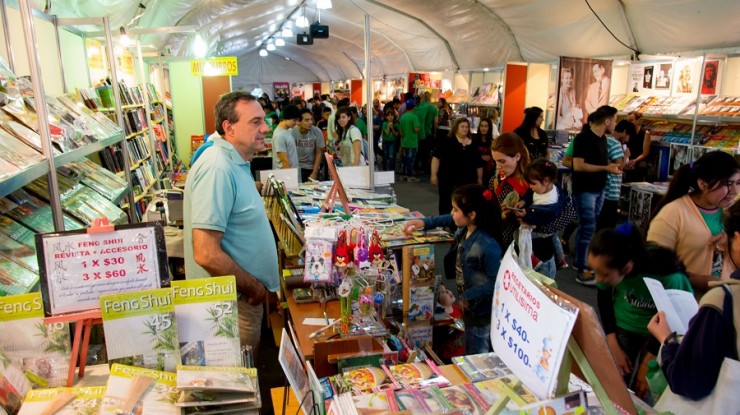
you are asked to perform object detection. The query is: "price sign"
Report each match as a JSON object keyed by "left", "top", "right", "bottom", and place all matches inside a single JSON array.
[
  {"left": 36, "top": 222, "right": 169, "bottom": 316},
  {"left": 491, "top": 246, "right": 578, "bottom": 399}
]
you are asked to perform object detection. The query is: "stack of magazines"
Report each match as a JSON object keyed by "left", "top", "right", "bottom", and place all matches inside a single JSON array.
[{"left": 175, "top": 365, "right": 261, "bottom": 414}]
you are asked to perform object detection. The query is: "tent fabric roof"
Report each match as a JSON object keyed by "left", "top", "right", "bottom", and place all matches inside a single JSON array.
[{"left": 40, "top": 0, "right": 740, "bottom": 81}]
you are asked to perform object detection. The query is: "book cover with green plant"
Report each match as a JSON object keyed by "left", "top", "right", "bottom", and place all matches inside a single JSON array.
[
  {"left": 0, "top": 292, "right": 71, "bottom": 387},
  {"left": 172, "top": 276, "right": 240, "bottom": 367},
  {"left": 100, "top": 364, "right": 180, "bottom": 415},
  {"left": 17, "top": 386, "right": 105, "bottom": 415},
  {"left": 100, "top": 288, "right": 180, "bottom": 372}
]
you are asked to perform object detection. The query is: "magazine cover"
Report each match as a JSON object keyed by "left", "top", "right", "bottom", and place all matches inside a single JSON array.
[
  {"left": 385, "top": 359, "right": 450, "bottom": 390},
  {"left": 172, "top": 276, "right": 240, "bottom": 367},
  {"left": 406, "top": 324, "right": 433, "bottom": 349},
  {"left": 452, "top": 352, "right": 511, "bottom": 382},
  {"left": 0, "top": 292, "right": 70, "bottom": 388},
  {"left": 473, "top": 376, "right": 538, "bottom": 409},
  {"left": 403, "top": 244, "right": 435, "bottom": 282},
  {"left": 351, "top": 390, "right": 398, "bottom": 414},
  {"left": 176, "top": 365, "right": 256, "bottom": 393},
  {"left": 18, "top": 386, "right": 105, "bottom": 415},
  {"left": 438, "top": 385, "right": 485, "bottom": 415},
  {"left": 337, "top": 366, "right": 396, "bottom": 393},
  {"left": 176, "top": 390, "right": 257, "bottom": 408},
  {"left": 100, "top": 288, "right": 179, "bottom": 372},
  {"left": 407, "top": 286, "right": 434, "bottom": 322},
  {"left": 100, "top": 364, "right": 179, "bottom": 415},
  {"left": 0, "top": 347, "right": 31, "bottom": 415}
]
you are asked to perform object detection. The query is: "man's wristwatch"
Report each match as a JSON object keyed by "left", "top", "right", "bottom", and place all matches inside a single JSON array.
[{"left": 663, "top": 331, "right": 679, "bottom": 346}]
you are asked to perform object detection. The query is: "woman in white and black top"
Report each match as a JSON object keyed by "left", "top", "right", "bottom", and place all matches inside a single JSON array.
[{"left": 334, "top": 106, "right": 364, "bottom": 166}]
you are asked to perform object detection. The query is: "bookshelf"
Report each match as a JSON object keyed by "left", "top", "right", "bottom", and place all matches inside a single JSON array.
[{"left": 81, "top": 80, "right": 174, "bottom": 221}]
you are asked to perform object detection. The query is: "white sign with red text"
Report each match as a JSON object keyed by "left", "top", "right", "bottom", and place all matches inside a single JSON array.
[
  {"left": 491, "top": 246, "right": 578, "bottom": 399},
  {"left": 40, "top": 226, "right": 162, "bottom": 315}
]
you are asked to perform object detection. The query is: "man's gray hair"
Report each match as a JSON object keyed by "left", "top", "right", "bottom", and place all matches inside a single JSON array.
[{"left": 215, "top": 91, "right": 257, "bottom": 135}]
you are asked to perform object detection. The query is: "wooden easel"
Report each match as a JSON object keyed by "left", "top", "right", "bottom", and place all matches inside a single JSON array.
[
  {"left": 42, "top": 218, "right": 114, "bottom": 387},
  {"left": 320, "top": 153, "right": 351, "bottom": 214}
]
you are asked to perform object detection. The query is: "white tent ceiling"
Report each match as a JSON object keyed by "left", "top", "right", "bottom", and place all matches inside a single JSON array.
[{"left": 37, "top": 0, "right": 740, "bottom": 81}]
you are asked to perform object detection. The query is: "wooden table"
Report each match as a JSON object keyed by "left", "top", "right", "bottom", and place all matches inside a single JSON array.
[{"left": 285, "top": 289, "right": 342, "bottom": 360}]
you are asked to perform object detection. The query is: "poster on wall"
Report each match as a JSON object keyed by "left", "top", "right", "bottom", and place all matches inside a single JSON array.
[
  {"left": 291, "top": 82, "right": 305, "bottom": 99},
  {"left": 701, "top": 60, "right": 720, "bottom": 95},
  {"left": 654, "top": 63, "right": 673, "bottom": 90},
  {"left": 672, "top": 60, "right": 701, "bottom": 95},
  {"left": 273, "top": 82, "right": 289, "bottom": 100},
  {"left": 555, "top": 57, "right": 612, "bottom": 130}
]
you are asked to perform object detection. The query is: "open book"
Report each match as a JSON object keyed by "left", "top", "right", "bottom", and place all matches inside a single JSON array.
[{"left": 643, "top": 278, "right": 699, "bottom": 335}]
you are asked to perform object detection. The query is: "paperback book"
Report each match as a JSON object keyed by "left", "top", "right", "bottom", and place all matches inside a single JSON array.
[
  {"left": 0, "top": 347, "right": 32, "bottom": 415},
  {"left": 473, "top": 376, "right": 538, "bottom": 409},
  {"left": 0, "top": 292, "right": 71, "bottom": 388},
  {"left": 172, "top": 276, "right": 241, "bottom": 367},
  {"left": 438, "top": 384, "right": 486, "bottom": 415},
  {"left": 100, "top": 288, "right": 180, "bottom": 372},
  {"left": 385, "top": 359, "right": 450, "bottom": 390},
  {"left": 407, "top": 285, "right": 434, "bottom": 322},
  {"left": 335, "top": 366, "right": 396, "bottom": 394},
  {"left": 100, "top": 364, "right": 179, "bottom": 415},
  {"left": 176, "top": 365, "right": 257, "bottom": 393},
  {"left": 402, "top": 244, "right": 435, "bottom": 282},
  {"left": 452, "top": 352, "right": 512, "bottom": 382},
  {"left": 17, "top": 386, "right": 105, "bottom": 415}
]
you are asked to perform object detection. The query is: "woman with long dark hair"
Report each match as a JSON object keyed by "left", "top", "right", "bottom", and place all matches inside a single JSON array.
[
  {"left": 334, "top": 106, "right": 363, "bottom": 166},
  {"left": 648, "top": 151, "right": 740, "bottom": 293},
  {"left": 514, "top": 107, "right": 549, "bottom": 160},
  {"left": 431, "top": 117, "right": 483, "bottom": 215},
  {"left": 474, "top": 118, "right": 496, "bottom": 187}
]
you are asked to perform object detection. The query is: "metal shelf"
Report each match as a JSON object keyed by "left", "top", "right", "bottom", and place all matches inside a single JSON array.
[{"left": 0, "top": 132, "right": 124, "bottom": 199}]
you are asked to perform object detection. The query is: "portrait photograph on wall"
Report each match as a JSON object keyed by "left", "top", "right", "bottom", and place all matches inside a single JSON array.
[
  {"left": 701, "top": 60, "right": 720, "bottom": 95},
  {"left": 655, "top": 63, "right": 673, "bottom": 90},
  {"left": 672, "top": 60, "right": 701, "bottom": 95},
  {"left": 555, "top": 57, "right": 613, "bottom": 130}
]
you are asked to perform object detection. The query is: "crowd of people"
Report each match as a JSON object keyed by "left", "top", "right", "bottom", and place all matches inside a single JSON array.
[
  {"left": 186, "top": 90, "right": 739, "bottom": 407},
  {"left": 403, "top": 99, "right": 740, "bottom": 405}
]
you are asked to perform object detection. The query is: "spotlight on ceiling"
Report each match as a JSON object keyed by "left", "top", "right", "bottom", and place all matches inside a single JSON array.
[
  {"left": 282, "top": 27, "right": 293, "bottom": 37},
  {"left": 266, "top": 39, "right": 276, "bottom": 51},
  {"left": 275, "top": 38, "right": 285, "bottom": 47},
  {"left": 259, "top": 49, "right": 268, "bottom": 57},
  {"left": 193, "top": 34, "right": 208, "bottom": 58},
  {"left": 119, "top": 26, "right": 132, "bottom": 47},
  {"left": 317, "top": 0, "right": 332, "bottom": 9}
]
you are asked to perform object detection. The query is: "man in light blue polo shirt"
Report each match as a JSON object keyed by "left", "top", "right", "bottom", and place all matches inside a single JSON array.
[{"left": 184, "top": 91, "right": 279, "bottom": 349}]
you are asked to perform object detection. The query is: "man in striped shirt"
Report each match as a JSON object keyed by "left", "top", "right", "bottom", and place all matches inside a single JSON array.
[{"left": 596, "top": 120, "right": 635, "bottom": 230}]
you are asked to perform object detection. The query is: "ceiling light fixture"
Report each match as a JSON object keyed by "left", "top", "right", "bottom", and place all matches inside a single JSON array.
[
  {"left": 119, "top": 26, "right": 132, "bottom": 47},
  {"left": 296, "top": 6, "right": 309, "bottom": 28},
  {"left": 259, "top": 49, "right": 268, "bottom": 57},
  {"left": 193, "top": 34, "right": 208, "bottom": 58},
  {"left": 267, "top": 43, "right": 276, "bottom": 51},
  {"left": 317, "top": 0, "right": 332, "bottom": 9},
  {"left": 275, "top": 38, "right": 285, "bottom": 47},
  {"left": 282, "top": 27, "right": 293, "bottom": 37}
]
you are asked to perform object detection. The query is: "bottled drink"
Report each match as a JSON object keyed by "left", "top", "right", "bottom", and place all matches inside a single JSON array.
[{"left": 645, "top": 360, "right": 667, "bottom": 403}]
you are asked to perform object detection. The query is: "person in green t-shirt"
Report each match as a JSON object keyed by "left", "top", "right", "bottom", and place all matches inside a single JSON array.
[
  {"left": 399, "top": 100, "right": 421, "bottom": 182},
  {"left": 381, "top": 109, "right": 400, "bottom": 172},
  {"left": 589, "top": 222, "right": 693, "bottom": 400}
]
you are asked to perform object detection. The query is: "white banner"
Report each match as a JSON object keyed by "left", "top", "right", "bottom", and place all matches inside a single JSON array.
[{"left": 491, "top": 246, "right": 578, "bottom": 399}]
